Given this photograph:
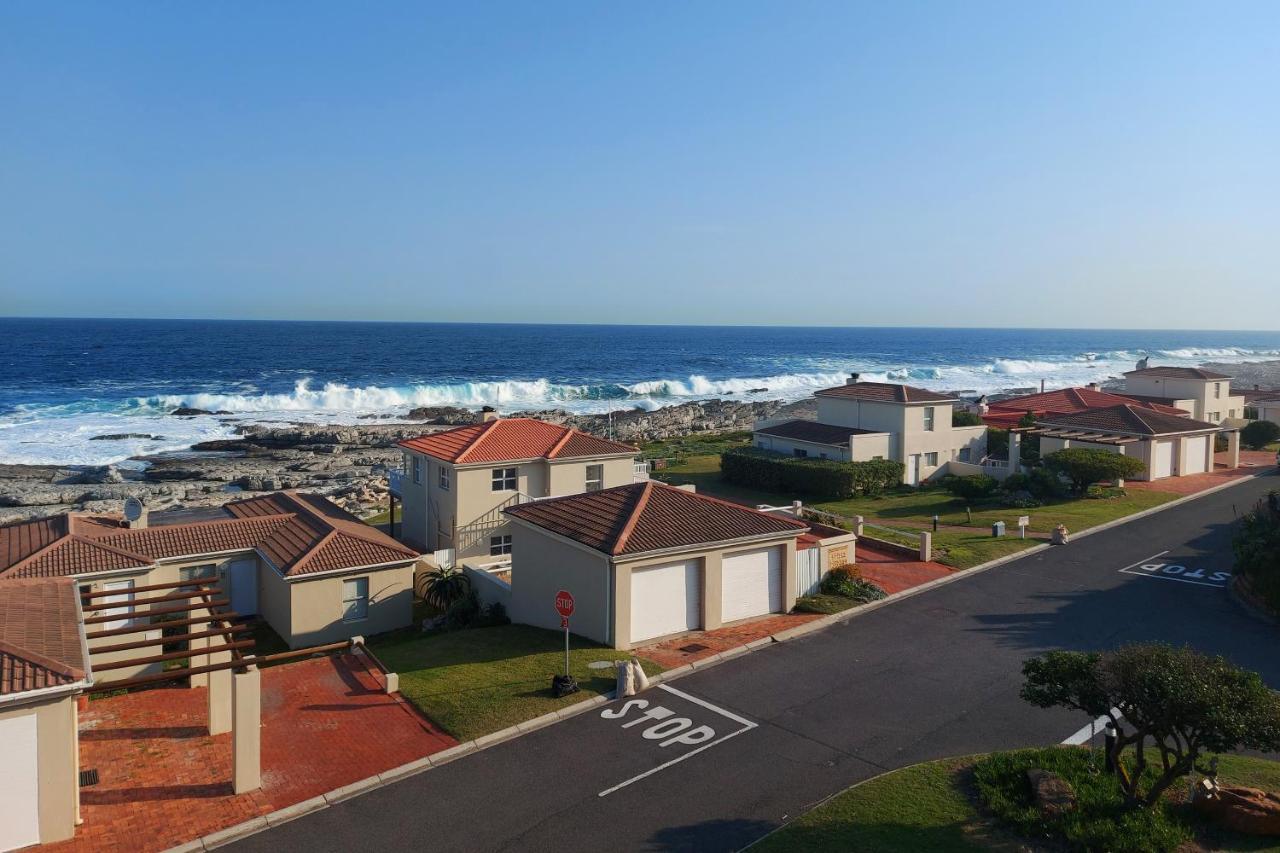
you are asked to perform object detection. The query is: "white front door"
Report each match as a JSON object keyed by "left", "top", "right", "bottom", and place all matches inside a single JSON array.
[
  {"left": 1182, "top": 436, "right": 1209, "bottom": 475},
  {"left": 0, "top": 711, "right": 41, "bottom": 851},
  {"left": 102, "top": 579, "right": 135, "bottom": 631},
  {"left": 1151, "top": 440, "right": 1174, "bottom": 479},
  {"left": 721, "top": 546, "right": 784, "bottom": 623},
  {"left": 228, "top": 559, "right": 258, "bottom": 616},
  {"left": 907, "top": 454, "right": 922, "bottom": 486},
  {"left": 630, "top": 559, "right": 701, "bottom": 644}
]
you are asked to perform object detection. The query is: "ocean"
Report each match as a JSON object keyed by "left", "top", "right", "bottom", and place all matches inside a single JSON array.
[{"left": 2, "top": 318, "right": 1279, "bottom": 467}]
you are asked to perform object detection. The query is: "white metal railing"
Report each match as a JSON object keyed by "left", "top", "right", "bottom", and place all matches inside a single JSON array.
[{"left": 633, "top": 460, "right": 650, "bottom": 481}]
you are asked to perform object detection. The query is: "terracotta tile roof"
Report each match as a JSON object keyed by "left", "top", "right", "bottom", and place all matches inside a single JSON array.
[
  {"left": 398, "top": 418, "right": 636, "bottom": 463},
  {"left": 755, "top": 419, "right": 882, "bottom": 445},
  {"left": 0, "top": 491, "right": 418, "bottom": 581},
  {"left": 1123, "top": 366, "right": 1232, "bottom": 380},
  {"left": 814, "top": 381, "right": 954, "bottom": 404},
  {"left": 0, "top": 577, "right": 87, "bottom": 696},
  {"left": 1036, "top": 405, "right": 1219, "bottom": 436},
  {"left": 985, "top": 387, "right": 1190, "bottom": 428},
  {"left": 505, "top": 481, "right": 807, "bottom": 557}
]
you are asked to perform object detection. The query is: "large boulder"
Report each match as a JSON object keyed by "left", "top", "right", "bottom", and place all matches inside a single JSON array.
[
  {"left": 1026, "top": 768, "right": 1076, "bottom": 819},
  {"left": 1194, "top": 786, "right": 1280, "bottom": 836}
]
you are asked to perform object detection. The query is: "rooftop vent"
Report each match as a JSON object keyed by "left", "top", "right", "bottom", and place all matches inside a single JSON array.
[{"left": 847, "top": 372, "right": 860, "bottom": 385}]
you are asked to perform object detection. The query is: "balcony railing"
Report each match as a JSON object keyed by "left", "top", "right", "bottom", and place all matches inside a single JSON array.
[{"left": 633, "top": 460, "right": 650, "bottom": 481}]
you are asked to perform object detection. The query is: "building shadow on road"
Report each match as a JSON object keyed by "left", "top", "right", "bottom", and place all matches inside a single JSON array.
[{"left": 646, "top": 818, "right": 776, "bottom": 852}]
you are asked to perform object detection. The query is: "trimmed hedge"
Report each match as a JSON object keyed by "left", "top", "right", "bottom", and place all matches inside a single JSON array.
[{"left": 721, "top": 447, "right": 904, "bottom": 499}]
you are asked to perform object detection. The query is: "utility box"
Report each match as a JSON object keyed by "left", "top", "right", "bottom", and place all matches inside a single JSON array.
[{"left": 992, "top": 521, "right": 1006, "bottom": 538}]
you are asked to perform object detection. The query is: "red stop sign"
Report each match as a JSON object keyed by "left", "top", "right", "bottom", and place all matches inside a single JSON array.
[{"left": 555, "top": 590, "right": 575, "bottom": 618}]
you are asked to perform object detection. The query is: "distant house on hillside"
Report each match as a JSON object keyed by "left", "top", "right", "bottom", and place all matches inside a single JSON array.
[
  {"left": 1120, "top": 366, "right": 1246, "bottom": 425},
  {"left": 395, "top": 415, "right": 645, "bottom": 560},
  {"left": 752, "top": 374, "right": 987, "bottom": 485}
]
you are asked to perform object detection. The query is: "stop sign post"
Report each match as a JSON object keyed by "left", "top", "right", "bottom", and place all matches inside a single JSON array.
[{"left": 555, "top": 590, "right": 575, "bottom": 676}]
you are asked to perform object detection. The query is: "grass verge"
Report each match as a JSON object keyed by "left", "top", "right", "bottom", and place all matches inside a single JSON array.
[{"left": 370, "top": 624, "right": 662, "bottom": 741}]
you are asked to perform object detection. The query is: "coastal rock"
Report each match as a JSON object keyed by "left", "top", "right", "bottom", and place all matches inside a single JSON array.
[
  {"left": 1026, "top": 769, "right": 1076, "bottom": 818},
  {"left": 65, "top": 465, "right": 124, "bottom": 485},
  {"left": 1194, "top": 786, "right": 1280, "bottom": 836},
  {"left": 169, "top": 407, "right": 231, "bottom": 416},
  {"left": 89, "top": 433, "right": 161, "bottom": 441},
  {"left": 405, "top": 406, "right": 474, "bottom": 423}
]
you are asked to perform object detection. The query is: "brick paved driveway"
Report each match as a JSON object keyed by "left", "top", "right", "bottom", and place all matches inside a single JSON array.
[{"left": 47, "top": 652, "right": 455, "bottom": 853}]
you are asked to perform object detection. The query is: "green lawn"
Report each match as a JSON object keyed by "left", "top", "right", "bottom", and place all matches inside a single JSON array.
[
  {"left": 653, "top": 452, "right": 1180, "bottom": 569},
  {"left": 753, "top": 750, "right": 1280, "bottom": 853},
  {"left": 370, "top": 624, "right": 663, "bottom": 741}
]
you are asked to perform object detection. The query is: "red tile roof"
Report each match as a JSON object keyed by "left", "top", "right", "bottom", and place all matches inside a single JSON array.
[
  {"left": 0, "top": 577, "right": 87, "bottom": 697},
  {"left": 0, "top": 492, "right": 418, "bottom": 580},
  {"left": 1123, "top": 366, "right": 1232, "bottom": 380},
  {"left": 1036, "top": 405, "right": 1219, "bottom": 436},
  {"left": 815, "top": 382, "right": 954, "bottom": 404},
  {"left": 505, "top": 481, "right": 807, "bottom": 557},
  {"left": 984, "top": 387, "right": 1189, "bottom": 427},
  {"left": 398, "top": 418, "right": 636, "bottom": 464}
]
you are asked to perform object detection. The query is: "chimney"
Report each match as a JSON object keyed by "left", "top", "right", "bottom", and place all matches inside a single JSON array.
[
  {"left": 479, "top": 406, "right": 499, "bottom": 423},
  {"left": 1041, "top": 379, "right": 1045, "bottom": 393},
  {"left": 847, "top": 372, "right": 860, "bottom": 385},
  {"left": 1087, "top": 382, "right": 1100, "bottom": 392}
]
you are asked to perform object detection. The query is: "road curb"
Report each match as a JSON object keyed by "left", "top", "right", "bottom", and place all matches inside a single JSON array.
[{"left": 162, "top": 469, "right": 1269, "bottom": 853}]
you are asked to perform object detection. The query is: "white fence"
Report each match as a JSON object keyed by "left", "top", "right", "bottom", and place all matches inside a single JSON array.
[{"left": 796, "top": 546, "right": 822, "bottom": 597}]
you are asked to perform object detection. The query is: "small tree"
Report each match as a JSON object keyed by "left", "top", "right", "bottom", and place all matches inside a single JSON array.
[
  {"left": 419, "top": 565, "right": 472, "bottom": 611},
  {"left": 1021, "top": 645, "right": 1280, "bottom": 807},
  {"left": 941, "top": 473, "right": 1000, "bottom": 501},
  {"left": 952, "top": 410, "right": 984, "bottom": 427},
  {"left": 1042, "top": 447, "right": 1146, "bottom": 494},
  {"left": 1241, "top": 419, "right": 1280, "bottom": 450}
]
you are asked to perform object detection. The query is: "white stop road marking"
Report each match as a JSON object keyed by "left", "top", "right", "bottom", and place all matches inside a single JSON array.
[
  {"left": 1118, "top": 551, "right": 1230, "bottom": 588},
  {"left": 597, "top": 683, "right": 757, "bottom": 797}
]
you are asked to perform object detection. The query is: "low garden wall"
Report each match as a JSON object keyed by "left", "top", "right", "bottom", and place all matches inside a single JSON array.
[{"left": 462, "top": 564, "right": 512, "bottom": 611}]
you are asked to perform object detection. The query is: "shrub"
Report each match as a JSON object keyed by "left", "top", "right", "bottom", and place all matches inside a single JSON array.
[
  {"left": 1026, "top": 466, "right": 1068, "bottom": 499},
  {"left": 419, "top": 565, "right": 472, "bottom": 611},
  {"left": 444, "top": 589, "right": 481, "bottom": 629},
  {"left": 1241, "top": 419, "right": 1280, "bottom": 450},
  {"left": 846, "top": 578, "right": 888, "bottom": 602},
  {"left": 1085, "top": 484, "right": 1127, "bottom": 500},
  {"left": 1043, "top": 448, "right": 1146, "bottom": 494},
  {"left": 721, "top": 447, "right": 904, "bottom": 500},
  {"left": 819, "top": 565, "right": 860, "bottom": 597},
  {"left": 974, "top": 747, "right": 1191, "bottom": 852},
  {"left": 1233, "top": 494, "right": 1280, "bottom": 613},
  {"left": 941, "top": 473, "right": 1000, "bottom": 501},
  {"left": 793, "top": 594, "right": 855, "bottom": 614},
  {"left": 1000, "top": 472, "right": 1031, "bottom": 493},
  {"left": 952, "top": 410, "right": 984, "bottom": 426}
]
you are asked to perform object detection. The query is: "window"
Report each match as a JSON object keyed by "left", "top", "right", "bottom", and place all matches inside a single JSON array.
[
  {"left": 412, "top": 456, "right": 422, "bottom": 484},
  {"left": 793, "top": 448, "right": 809, "bottom": 458},
  {"left": 1229, "top": 409, "right": 1236, "bottom": 419},
  {"left": 492, "top": 467, "right": 518, "bottom": 491},
  {"left": 923, "top": 407, "right": 936, "bottom": 431},
  {"left": 438, "top": 466, "right": 450, "bottom": 491},
  {"left": 1215, "top": 383, "right": 1222, "bottom": 399},
  {"left": 585, "top": 464, "right": 604, "bottom": 492},
  {"left": 1210, "top": 412, "right": 1220, "bottom": 422},
  {"left": 342, "top": 577, "right": 369, "bottom": 622},
  {"left": 180, "top": 564, "right": 217, "bottom": 588},
  {"left": 958, "top": 447, "right": 971, "bottom": 463},
  {"left": 924, "top": 452, "right": 939, "bottom": 467},
  {"left": 102, "top": 579, "right": 135, "bottom": 631},
  {"left": 489, "top": 534, "right": 513, "bottom": 556}
]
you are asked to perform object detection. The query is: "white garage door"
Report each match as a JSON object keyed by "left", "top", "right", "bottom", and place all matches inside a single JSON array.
[
  {"left": 722, "top": 545, "right": 783, "bottom": 623},
  {"left": 0, "top": 711, "right": 41, "bottom": 851},
  {"left": 630, "top": 559, "right": 701, "bottom": 644},
  {"left": 1150, "top": 440, "right": 1174, "bottom": 479},
  {"left": 1182, "top": 435, "right": 1209, "bottom": 475}
]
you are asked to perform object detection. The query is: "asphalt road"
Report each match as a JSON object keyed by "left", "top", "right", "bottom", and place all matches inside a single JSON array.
[{"left": 231, "top": 472, "right": 1280, "bottom": 853}]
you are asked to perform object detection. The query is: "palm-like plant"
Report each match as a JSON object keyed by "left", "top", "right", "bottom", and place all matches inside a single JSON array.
[{"left": 419, "top": 565, "right": 472, "bottom": 612}]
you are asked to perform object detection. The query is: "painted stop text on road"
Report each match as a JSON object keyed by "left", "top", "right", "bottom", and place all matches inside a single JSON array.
[
  {"left": 597, "top": 683, "right": 757, "bottom": 797},
  {"left": 1119, "top": 550, "right": 1230, "bottom": 588}
]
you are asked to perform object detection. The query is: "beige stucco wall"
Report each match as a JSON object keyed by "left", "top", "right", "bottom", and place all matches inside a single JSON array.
[
  {"left": 813, "top": 397, "right": 985, "bottom": 483},
  {"left": 284, "top": 563, "right": 415, "bottom": 648},
  {"left": 547, "top": 456, "right": 635, "bottom": 495},
  {"left": 0, "top": 692, "right": 79, "bottom": 844},
  {"left": 399, "top": 450, "right": 429, "bottom": 552},
  {"left": 1123, "top": 376, "right": 1245, "bottom": 423},
  {"left": 753, "top": 432, "right": 854, "bottom": 461},
  {"left": 848, "top": 432, "right": 893, "bottom": 462},
  {"left": 507, "top": 523, "right": 612, "bottom": 644}
]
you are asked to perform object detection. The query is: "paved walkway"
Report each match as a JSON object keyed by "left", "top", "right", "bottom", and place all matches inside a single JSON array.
[
  {"left": 48, "top": 653, "right": 455, "bottom": 853},
  {"left": 1125, "top": 450, "right": 1273, "bottom": 496},
  {"left": 855, "top": 542, "right": 955, "bottom": 593}
]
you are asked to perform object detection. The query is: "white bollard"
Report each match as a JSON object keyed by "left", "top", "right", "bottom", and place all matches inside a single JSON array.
[
  {"left": 616, "top": 660, "right": 636, "bottom": 697},
  {"left": 630, "top": 657, "right": 650, "bottom": 692}
]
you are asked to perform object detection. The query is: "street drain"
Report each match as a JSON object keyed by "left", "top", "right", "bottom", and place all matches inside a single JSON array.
[
  {"left": 79, "top": 768, "right": 100, "bottom": 787},
  {"left": 679, "top": 643, "right": 710, "bottom": 654}
]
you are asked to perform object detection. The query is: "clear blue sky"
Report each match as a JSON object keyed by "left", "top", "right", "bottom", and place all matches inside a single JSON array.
[{"left": 2, "top": 2, "right": 1276, "bottom": 328}]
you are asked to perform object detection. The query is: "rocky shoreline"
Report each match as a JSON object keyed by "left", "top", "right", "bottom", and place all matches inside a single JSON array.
[
  {"left": 0, "top": 397, "right": 814, "bottom": 524},
  {"left": 5, "top": 359, "right": 1276, "bottom": 526}
]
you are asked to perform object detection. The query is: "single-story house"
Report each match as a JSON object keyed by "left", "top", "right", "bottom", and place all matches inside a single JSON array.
[
  {"left": 0, "top": 577, "right": 91, "bottom": 848},
  {"left": 0, "top": 492, "right": 421, "bottom": 669},
  {"left": 503, "top": 481, "right": 809, "bottom": 649},
  {"left": 1255, "top": 396, "right": 1280, "bottom": 428},
  {"left": 1026, "top": 405, "right": 1235, "bottom": 480}
]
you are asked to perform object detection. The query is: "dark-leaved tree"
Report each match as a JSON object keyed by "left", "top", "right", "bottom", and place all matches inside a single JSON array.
[
  {"left": 1021, "top": 644, "right": 1280, "bottom": 807},
  {"left": 1042, "top": 447, "right": 1146, "bottom": 493}
]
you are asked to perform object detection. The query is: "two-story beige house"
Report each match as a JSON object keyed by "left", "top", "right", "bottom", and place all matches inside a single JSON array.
[
  {"left": 753, "top": 376, "right": 988, "bottom": 484},
  {"left": 1120, "top": 366, "right": 1246, "bottom": 425},
  {"left": 396, "top": 416, "right": 643, "bottom": 560}
]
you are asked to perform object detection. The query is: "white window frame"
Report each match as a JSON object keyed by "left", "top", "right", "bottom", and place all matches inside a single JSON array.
[
  {"left": 492, "top": 467, "right": 518, "bottom": 491},
  {"left": 923, "top": 407, "right": 936, "bottom": 431},
  {"left": 489, "top": 534, "right": 513, "bottom": 556},
  {"left": 438, "top": 465, "right": 450, "bottom": 491},
  {"left": 342, "top": 577, "right": 369, "bottom": 622},
  {"left": 585, "top": 464, "right": 604, "bottom": 492},
  {"left": 412, "top": 456, "right": 422, "bottom": 484},
  {"left": 1214, "top": 383, "right": 1221, "bottom": 399},
  {"left": 924, "top": 451, "right": 939, "bottom": 467}
]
